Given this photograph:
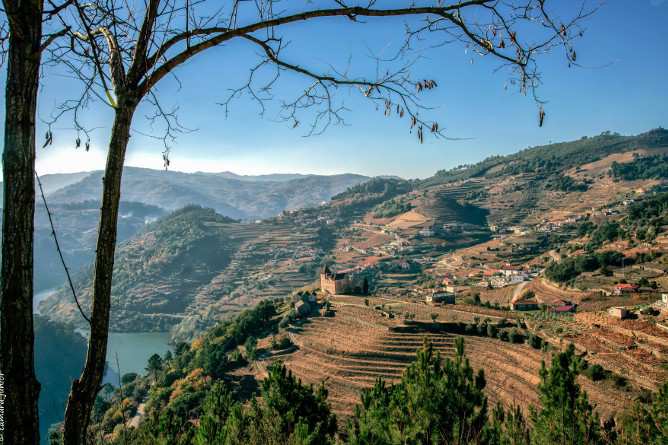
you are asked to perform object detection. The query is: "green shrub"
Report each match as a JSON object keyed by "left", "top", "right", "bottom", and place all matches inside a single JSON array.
[
  {"left": 528, "top": 333, "right": 543, "bottom": 349},
  {"left": 121, "top": 373, "right": 139, "bottom": 385},
  {"left": 508, "top": 329, "right": 524, "bottom": 344},
  {"left": 585, "top": 364, "right": 606, "bottom": 381}
]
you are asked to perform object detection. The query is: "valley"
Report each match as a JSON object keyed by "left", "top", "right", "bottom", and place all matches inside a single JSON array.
[{"left": 38, "top": 129, "right": 668, "bottom": 438}]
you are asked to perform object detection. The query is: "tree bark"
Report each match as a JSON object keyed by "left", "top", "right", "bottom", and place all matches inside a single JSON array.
[
  {"left": 0, "top": 2, "right": 44, "bottom": 445},
  {"left": 62, "top": 98, "right": 137, "bottom": 445}
]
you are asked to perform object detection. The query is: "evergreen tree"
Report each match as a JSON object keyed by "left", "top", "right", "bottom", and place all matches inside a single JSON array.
[
  {"left": 530, "top": 344, "right": 602, "bottom": 445},
  {"left": 348, "top": 338, "right": 488, "bottom": 444},
  {"left": 245, "top": 336, "right": 258, "bottom": 361},
  {"left": 484, "top": 404, "right": 531, "bottom": 445},
  {"left": 258, "top": 362, "right": 337, "bottom": 443},
  {"left": 146, "top": 353, "right": 163, "bottom": 379},
  {"left": 616, "top": 382, "right": 668, "bottom": 445},
  {"left": 194, "top": 382, "right": 235, "bottom": 445}
]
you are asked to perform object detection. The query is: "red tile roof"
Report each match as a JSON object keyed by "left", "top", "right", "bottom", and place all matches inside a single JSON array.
[{"left": 614, "top": 283, "right": 639, "bottom": 289}]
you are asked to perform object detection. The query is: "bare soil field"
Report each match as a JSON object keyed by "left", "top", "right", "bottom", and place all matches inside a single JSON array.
[
  {"left": 254, "top": 299, "right": 639, "bottom": 420},
  {"left": 478, "top": 285, "right": 519, "bottom": 305},
  {"left": 386, "top": 210, "right": 429, "bottom": 230},
  {"left": 526, "top": 278, "right": 589, "bottom": 305}
]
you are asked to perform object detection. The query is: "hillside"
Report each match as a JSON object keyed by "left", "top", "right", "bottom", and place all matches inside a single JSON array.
[
  {"left": 41, "top": 204, "right": 339, "bottom": 335},
  {"left": 46, "top": 167, "right": 369, "bottom": 219},
  {"left": 42, "top": 206, "right": 240, "bottom": 331},
  {"left": 32, "top": 201, "right": 165, "bottom": 292},
  {"left": 423, "top": 128, "right": 668, "bottom": 187},
  {"left": 85, "top": 293, "right": 666, "bottom": 445},
  {"left": 43, "top": 128, "right": 668, "bottom": 344},
  {"left": 0, "top": 171, "right": 92, "bottom": 207}
]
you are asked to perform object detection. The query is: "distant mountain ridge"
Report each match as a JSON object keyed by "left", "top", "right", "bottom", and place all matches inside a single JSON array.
[{"left": 44, "top": 167, "right": 370, "bottom": 219}]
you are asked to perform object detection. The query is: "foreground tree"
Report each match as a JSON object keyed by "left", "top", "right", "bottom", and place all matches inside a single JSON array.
[
  {"left": 0, "top": 3, "right": 43, "bottom": 443},
  {"left": 0, "top": 2, "right": 74, "bottom": 443},
  {"left": 616, "top": 381, "right": 668, "bottom": 445},
  {"left": 50, "top": 1, "right": 592, "bottom": 442}
]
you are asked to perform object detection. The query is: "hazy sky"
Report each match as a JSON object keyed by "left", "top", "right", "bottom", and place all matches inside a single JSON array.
[{"left": 2, "top": 0, "right": 668, "bottom": 179}]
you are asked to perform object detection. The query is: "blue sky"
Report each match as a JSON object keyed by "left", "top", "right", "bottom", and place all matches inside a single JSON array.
[{"left": 5, "top": 0, "right": 668, "bottom": 179}]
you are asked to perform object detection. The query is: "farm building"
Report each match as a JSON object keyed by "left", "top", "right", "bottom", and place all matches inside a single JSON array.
[
  {"left": 320, "top": 265, "right": 370, "bottom": 295},
  {"left": 510, "top": 298, "right": 540, "bottom": 311},
  {"left": 551, "top": 303, "right": 577, "bottom": 314},
  {"left": 425, "top": 289, "right": 456, "bottom": 305},
  {"left": 613, "top": 283, "right": 639, "bottom": 295},
  {"left": 608, "top": 306, "right": 631, "bottom": 319}
]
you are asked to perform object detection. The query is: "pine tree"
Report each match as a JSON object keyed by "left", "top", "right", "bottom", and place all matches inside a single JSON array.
[
  {"left": 194, "top": 382, "right": 235, "bottom": 445},
  {"left": 616, "top": 382, "right": 668, "bottom": 445},
  {"left": 348, "top": 337, "right": 488, "bottom": 444},
  {"left": 530, "top": 344, "right": 603, "bottom": 445}
]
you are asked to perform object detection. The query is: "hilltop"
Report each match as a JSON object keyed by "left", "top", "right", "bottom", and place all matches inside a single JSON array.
[{"left": 44, "top": 167, "right": 369, "bottom": 219}]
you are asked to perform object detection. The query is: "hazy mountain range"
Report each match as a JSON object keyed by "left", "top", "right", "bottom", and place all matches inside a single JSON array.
[
  {"left": 36, "top": 167, "right": 369, "bottom": 220},
  {"left": 0, "top": 167, "right": 370, "bottom": 291}
]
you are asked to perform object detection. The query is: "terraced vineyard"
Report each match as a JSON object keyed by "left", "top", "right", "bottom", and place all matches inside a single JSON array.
[
  {"left": 171, "top": 221, "right": 324, "bottom": 341},
  {"left": 276, "top": 300, "right": 635, "bottom": 419},
  {"left": 281, "top": 303, "right": 457, "bottom": 415}
]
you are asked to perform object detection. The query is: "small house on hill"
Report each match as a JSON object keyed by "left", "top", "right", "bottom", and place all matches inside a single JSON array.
[
  {"left": 613, "top": 283, "right": 639, "bottom": 295},
  {"left": 320, "top": 265, "right": 370, "bottom": 295},
  {"left": 511, "top": 298, "right": 540, "bottom": 311},
  {"left": 608, "top": 306, "right": 631, "bottom": 320},
  {"left": 551, "top": 303, "right": 577, "bottom": 314},
  {"left": 426, "top": 289, "right": 455, "bottom": 305}
]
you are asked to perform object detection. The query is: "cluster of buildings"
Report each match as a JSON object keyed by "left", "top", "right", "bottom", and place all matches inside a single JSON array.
[
  {"left": 476, "top": 266, "right": 534, "bottom": 288},
  {"left": 509, "top": 296, "right": 577, "bottom": 313},
  {"left": 536, "top": 215, "right": 583, "bottom": 233}
]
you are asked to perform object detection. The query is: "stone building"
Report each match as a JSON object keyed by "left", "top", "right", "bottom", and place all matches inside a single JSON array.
[
  {"left": 608, "top": 306, "right": 631, "bottom": 319},
  {"left": 320, "top": 265, "right": 370, "bottom": 295},
  {"left": 425, "top": 289, "right": 456, "bottom": 305}
]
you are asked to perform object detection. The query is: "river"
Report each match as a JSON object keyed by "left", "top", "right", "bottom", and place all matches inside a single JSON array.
[
  {"left": 74, "top": 329, "right": 172, "bottom": 384},
  {"left": 36, "top": 287, "right": 171, "bottom": 384}
]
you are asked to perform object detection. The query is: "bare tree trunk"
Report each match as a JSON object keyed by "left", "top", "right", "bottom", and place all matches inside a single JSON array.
[
  {"left": 0, "top": 2, "right": 44, "bottom": 445},
  {"left": 62, "top": 97, "right": 137, "bottom": 445}
]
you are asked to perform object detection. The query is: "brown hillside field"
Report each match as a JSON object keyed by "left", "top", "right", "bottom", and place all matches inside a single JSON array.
[
  {"left": 571, "top": 147, "right": 668, "bottom": 179},
  {"left": 538, "top": 177, "right": 659, "bottom": 223},
  {"left": 525, "top": 278, "right": 589, "bottom": 305},
  {"left": 386, "top": 209, "right": 429, "bottom": 230},
  {"left": 247, "top": 299, "right": 638, "bottom": 420}
]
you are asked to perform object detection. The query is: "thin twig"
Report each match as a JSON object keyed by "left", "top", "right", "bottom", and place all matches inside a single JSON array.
[{"left": 35, "top": 170, "right": 91, "bottom": 325}]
